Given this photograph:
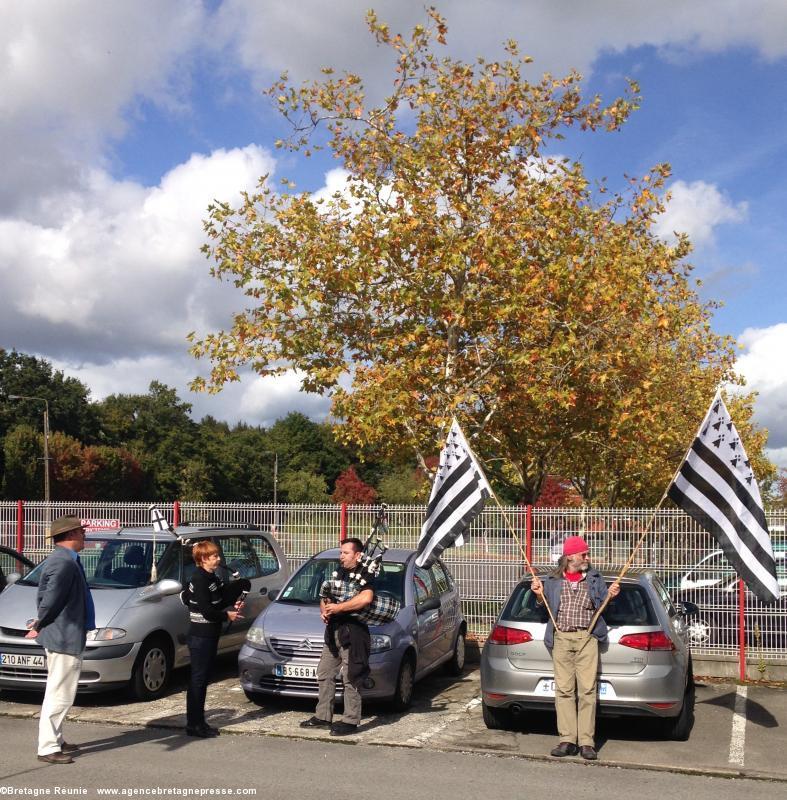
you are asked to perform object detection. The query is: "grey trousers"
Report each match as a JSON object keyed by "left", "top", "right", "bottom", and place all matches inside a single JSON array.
[
  {"left": 552, "top": 630, "right": 599, "bottom": 747},
  {"left": 315, "top": 630, "right": 362, "bottom": 726}
]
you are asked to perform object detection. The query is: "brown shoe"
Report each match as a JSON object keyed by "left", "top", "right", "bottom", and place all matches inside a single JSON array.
[
  {"left": 37, "top": 752, "right": 74, "bottom": 764},
  {"left": 60, "top": 742, "right": 80, "bottom": 754},
  {"left": 580, "top": 745, "right": 598, "bottom": 760},
  {"left": 550, "top": 742, "right": 579, "bottom": 757}
]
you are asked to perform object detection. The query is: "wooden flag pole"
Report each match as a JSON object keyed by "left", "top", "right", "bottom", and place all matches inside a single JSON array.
[{"left": 486, "top": 492, "right": 559, "bottom": 629}]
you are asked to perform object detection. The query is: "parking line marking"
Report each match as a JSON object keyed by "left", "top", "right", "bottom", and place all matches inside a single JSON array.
[
  {"left": 728, "top": 685, "right": 747, "bottom": 765},
  {"left": 403, "top": 696, "right": 482, "bottom": 746}
]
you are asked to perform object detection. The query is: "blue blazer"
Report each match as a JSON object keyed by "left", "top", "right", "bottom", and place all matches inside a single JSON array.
[
  {"left": 542, "top": 568, "right": 610, "bottom": 648},
  {"left": 35, "top": 547, "right": 88, "bottom": 656}
]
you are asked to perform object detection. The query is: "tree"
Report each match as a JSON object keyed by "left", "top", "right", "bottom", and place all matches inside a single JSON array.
[
  {"left": 535, "top": 476, "right": 581, "bottom": 507},
  {"left": 2, "top": 424, "right": 42, "bottom": 499},
  {"left": 332, "top": 466, "right": 378, "bottom": 504},
  {"left": 279, "top": 469, "right": 330, "bottom": 503},
  {"left": 190, "top": 9, "right": 766, "bottom": 504},
  {"left": 377, "top": 464, "right": 430, "bottom": 504}
]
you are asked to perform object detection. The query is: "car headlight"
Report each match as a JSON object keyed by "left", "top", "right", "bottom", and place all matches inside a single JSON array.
[
  {"left": 370, "top": 634, "right": 391, "bottom": 654},
  {"left": 246, "top": 626, "right": 270, "bottom": 650},
  {"left": 86, "top": 628, "right": 127, "bottom": 641}
]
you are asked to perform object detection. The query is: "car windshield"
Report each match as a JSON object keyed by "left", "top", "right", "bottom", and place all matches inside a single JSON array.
[
  {"left": 19, "top": 539, "right": 173, "bottom": 589},
  {"left": 502, "top": 580, "right": 659, "bottom": 626},
  {"left": 0, "top": 549, "right": 33, "bottom": 580},
  {"left": 278, "top": 558, "right": 406, "bottom": 605}
]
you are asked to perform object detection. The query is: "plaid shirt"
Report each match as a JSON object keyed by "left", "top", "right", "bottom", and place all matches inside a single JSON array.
[
  {"left": 556, "top": 576, "right": 595, "bottom": 631},
  {"left": 320, "top": 576, "right": 401, "bottom": 625}
]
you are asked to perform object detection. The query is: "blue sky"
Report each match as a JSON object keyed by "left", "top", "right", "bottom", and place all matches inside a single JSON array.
[{"left": 2, "top": 1, "right": 786, "bottom": 469}]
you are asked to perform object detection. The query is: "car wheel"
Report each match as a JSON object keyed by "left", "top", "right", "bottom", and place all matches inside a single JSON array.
[
  {"left": 663, "top": 675, "right": 695, "bottom": 741},
  {"left": 391, "top": 656, "right": 415, "bottom": 711},
  {"left": 482, "top": 700, "right": 510, "bottom": 730},
  {"left": 129, "top": 636, "right": 172, "bottom": 702},
  {"left": 445, "top": 629, "right": 466, "bottom": 676}
]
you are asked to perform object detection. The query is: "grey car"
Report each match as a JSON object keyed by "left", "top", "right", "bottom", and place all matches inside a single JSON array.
[
  {"left": 239, "top": 548, "right": 466, "bottom": 709},
  {"left": 480, "top": 569, "right": 698, "bottom": 740},
  {"left": 0, "top": 526, "right": 288, "bottom": 700}
]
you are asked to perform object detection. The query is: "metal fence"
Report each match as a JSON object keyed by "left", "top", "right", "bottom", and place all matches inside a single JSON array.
[{"left": 2, "top": 500, "right": 785, "bottom": 665}]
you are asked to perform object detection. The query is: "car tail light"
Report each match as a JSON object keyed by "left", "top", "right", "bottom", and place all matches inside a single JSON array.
[
  {"left": 647, "top": 702, "right": 677, "bottom": 709},
  {"left": 619, "top": 631, "right": 675, "bottom": 651},
  {"left": 488, "top": 625, "right": 533, "bottom": 645}
]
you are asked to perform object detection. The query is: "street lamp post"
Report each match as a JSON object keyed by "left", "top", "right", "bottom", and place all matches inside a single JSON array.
[{"left": 8, "top": 394, "right": 51, "bottom": 528}]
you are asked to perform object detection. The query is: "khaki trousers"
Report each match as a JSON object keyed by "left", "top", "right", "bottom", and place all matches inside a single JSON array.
[
  {"left": 552, "top": 630, "right": 599, "bottom": 747},
  {"left": 38, "top": 649, "right": 82, "bottom": 756},
  {"left": 314, "top": 630, "right": 362, "bottom": 726}
]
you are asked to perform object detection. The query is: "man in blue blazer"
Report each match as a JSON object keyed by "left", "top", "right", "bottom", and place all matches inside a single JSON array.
[
  {"left": 25, "top": 516, "right": 95, "bottom": 764},
  {"left": 531, "top": 535, "right": 619, "bottom": 761}
]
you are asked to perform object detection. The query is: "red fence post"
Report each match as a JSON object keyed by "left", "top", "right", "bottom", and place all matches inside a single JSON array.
[
  {"left": 738, "top": 578, "right": 746, "bottom": 682},
  {"left": 16, "top": 500, "right": 24, "bottom": 553},
  {"left": 525, "top": 504, "right": 533, "bottom": 564},
  {"left": 173, "top": 500, "right": 180, "bottom": 528},
  {"left": 340, "top": 503, "right": 348, "bottom": 543}
]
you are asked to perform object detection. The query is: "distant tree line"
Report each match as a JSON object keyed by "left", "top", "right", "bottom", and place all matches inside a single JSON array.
[{"left": 0, "top": 349, "right": 436, "bottom": 504}]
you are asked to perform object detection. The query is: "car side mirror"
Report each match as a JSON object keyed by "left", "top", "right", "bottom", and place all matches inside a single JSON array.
[
  {"left": 418, "top": 596, "right": 440, "bottom": 614},
  {"left": 4, "top": 572, "right": 21, "bottom": 587},
  {"left": 268, "top": 588, "right": 279, "bottom": 602},
  {"left": 678, "top": 601, "right": 699, "bottom": 617},
  {"left": 155, "top": 579, "right": 182, "bottom": 598}
]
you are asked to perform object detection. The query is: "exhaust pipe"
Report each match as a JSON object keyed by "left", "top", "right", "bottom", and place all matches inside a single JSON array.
[{"left": 509, "top": 703, "right": 523, "bottom": 715}]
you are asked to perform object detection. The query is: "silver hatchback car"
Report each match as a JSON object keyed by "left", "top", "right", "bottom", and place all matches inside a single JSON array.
[
  {"left": 0, "top": 526, "right": 288, "bottom": 700},
  {"left": 239, "top": 548, "right": 466, "bottom": 709},
  {"left": 480, "top": 569, "right": 698, "bottom": 740}
]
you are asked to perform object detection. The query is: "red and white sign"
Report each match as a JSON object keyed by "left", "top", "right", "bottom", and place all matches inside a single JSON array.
[{"left": 81, "top": 518, "right": 121, "bottom": 531}]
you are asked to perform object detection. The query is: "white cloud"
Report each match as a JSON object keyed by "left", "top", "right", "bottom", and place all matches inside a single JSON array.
[
  {"left": 736, "top": 324, "right": 787, "bottom": 453},
  {"left": 0, "top": 0, "right": 206, "bottom": 213},
  {"left": 215, "top": 1, "right": 787, "bottom": 100},
  {"left": 653, "top": 180, "right": 748, "bottom": 247},
  {"left": 0, "top": 145, "right": 274, "bottom": 361}
]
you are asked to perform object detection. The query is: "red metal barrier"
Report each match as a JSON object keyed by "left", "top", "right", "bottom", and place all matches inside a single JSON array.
[
  {"left": 340, "top": 503, "right": 348, "bottom": 542},
  {"left": 173, "top": 500, "right": 180, "bottom": 528},
  {"left": 739, "top": 578, "right": 746, "bottom": 681}
]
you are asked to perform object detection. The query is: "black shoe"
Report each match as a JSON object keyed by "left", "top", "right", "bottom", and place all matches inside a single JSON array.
[
  {"left": 330, "top": 721, "right": 358, "bottom": 736},
  {"left": 37, "top": 752, "right": 74, "bottom": 764},
  {"left": 300, "top": 716, "right": 331, "bottom": 729},
  {"left": 185, "top": 725, "right": 218, "bottom": 738},
  {"left": 60, "top": 742, "right": 80, "bottom": 754},
  {"left": 580, "top": 746, "right": 598, "bottom": 760},
  {"left": 550, "top": 742, "right": 579, "bottom": 757}
]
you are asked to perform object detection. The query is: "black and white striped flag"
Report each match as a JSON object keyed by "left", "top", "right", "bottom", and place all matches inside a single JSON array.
[
  {"left": 416, "top": 419, "right": 492, "bottom": 569},
  {"left": 668, "top": 393, "right": 779, "bottom": 604}
]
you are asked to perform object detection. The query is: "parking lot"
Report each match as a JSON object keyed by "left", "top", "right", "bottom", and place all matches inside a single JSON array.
[{"left": 1, "top": 657, "right": 785, "bottom": 782}]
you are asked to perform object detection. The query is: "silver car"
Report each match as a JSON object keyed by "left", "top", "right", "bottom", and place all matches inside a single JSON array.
[
  {"left": 239, "top": 548, "right": 466, "bottom": 709},
  {"left": 480, "top": 569, "right": 698, "bottom": 740},
  {"left": 0, "top": 526, "right": 288, "bottom": 700}
]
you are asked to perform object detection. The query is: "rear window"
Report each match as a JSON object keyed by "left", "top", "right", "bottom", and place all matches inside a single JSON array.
[
  {"left": 502, "top": 580, "right": 659, "bottom": 627},
  {"left": 279, "top": 558, "right": 405, "bottom": 605}
]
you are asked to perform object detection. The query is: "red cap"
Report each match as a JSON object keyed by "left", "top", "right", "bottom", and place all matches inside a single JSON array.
[{"left": 562, "top": 536, "right": 589, "bottom": 557}]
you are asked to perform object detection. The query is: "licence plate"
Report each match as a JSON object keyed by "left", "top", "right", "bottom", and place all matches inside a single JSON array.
[
  {"left": 275, "top": 663, "right": 317, "bottom": 679},
  {"left": 534, "top": 679, "right": 615, "bottom": 698},
  {"left": 0, "top": 652, "right": 46, "bottom": 669}
]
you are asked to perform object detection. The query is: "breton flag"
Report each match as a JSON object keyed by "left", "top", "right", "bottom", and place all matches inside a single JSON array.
[
  {"left": 416, "top": 419, "right": 492, "bottom": 569},
  {"left": 149, "top": 505, "right": 173, "bottom": 533},
  {"left": 667, "top": 392, "right": 779, "bottom": 604}
]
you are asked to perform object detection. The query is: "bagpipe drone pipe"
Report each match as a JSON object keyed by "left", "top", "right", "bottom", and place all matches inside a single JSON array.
[{"left": 320, "top": 504, "right": 401, "bottom": 625}]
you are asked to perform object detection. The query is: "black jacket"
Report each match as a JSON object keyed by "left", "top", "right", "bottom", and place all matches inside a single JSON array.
[{"left": 186, "top": 567, "right": 250, "bottom": 638}]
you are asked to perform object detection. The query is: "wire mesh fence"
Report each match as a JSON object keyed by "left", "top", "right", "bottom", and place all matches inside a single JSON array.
[{"left": 2, "top": 500, "right": 785, "bottom": 662}]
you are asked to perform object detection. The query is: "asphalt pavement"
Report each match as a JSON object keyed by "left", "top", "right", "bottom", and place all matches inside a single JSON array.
[{"left": 0, "top": 657, "right": 785, "bottom": 786}]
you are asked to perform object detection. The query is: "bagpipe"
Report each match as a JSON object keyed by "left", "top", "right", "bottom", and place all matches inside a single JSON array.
[{"left": 320, "top": 504, "right": 401, "bottom": 625}]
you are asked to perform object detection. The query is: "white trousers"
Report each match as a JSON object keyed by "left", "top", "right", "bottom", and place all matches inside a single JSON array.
[{"left": 38, "top": 650, "right": 82, "bottom": 756}]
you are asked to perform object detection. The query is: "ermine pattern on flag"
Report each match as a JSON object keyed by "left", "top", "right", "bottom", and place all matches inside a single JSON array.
[{"left": 667, "top": 394, "right": 779, "bottom": 604}]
